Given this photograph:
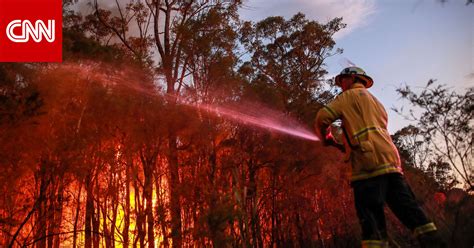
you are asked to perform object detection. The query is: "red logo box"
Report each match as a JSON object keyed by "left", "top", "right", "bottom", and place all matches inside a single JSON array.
[{"left": 0, "top": 0, "right": 62, "bottom": 62}]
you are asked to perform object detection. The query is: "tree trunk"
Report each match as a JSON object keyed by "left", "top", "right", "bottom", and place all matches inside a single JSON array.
[
  {"left": 103, "top": 199, "right": 111, "bottom": 248},
  {"left": 134, "top": 179, "right": 145, "bottom": 248},
  {"left": 208, "top": 149, "right": 220, "bottom": 247},
  {"left": 155, "top": 173, "right": 169, "bottom": 248},
  {"left": 47, "top": 178, "right": 55, "bottom": 248},
  {"left": 123, "top": 161, "right": 131, "bottom": 248},
  {"left": 144, "top": 164, "right": 155, "bottom": 248},
  {"left": 168, "top": 131, "right": 182, "bottom": 248},
  {"left": 85, "top": 172, "right": 93, "bottom": 248},
  {"left": 53, "top": 178, "right": 64, "bottom": 248},
  {"left": 36, "top": 164, "right": 48, "bottom": 248},
  {"left": 72, "top": 182, "right": 83, "bottom": 248},
  {"left": 141, "top": 151, "right": 156, "bottom": 248},
  {"left": 93, "top": 176, "right": 100, "bottom": 248}
]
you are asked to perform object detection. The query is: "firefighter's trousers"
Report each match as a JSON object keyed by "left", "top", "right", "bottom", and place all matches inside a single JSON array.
[{"left": 351, "top": 173, "right": 437, "bottom": 248}]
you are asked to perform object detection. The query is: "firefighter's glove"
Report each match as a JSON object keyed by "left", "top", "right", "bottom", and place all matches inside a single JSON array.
[{"left": 323, "top": 132, "right": 345, "bottom": 153}]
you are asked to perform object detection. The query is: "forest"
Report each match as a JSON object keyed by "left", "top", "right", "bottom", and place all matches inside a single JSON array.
[{"left": 0, "top": 0, "right": 473, "bottom": 247}]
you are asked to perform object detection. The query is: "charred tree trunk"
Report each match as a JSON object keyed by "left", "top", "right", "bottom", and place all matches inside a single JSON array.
[
  {"left": 295, "top": 212, "right": 305, "bottom": 248},
  {"left": 123, "top": 160, "right": 131, "bottom": 248},
  {"left": 271, "top": 168, "right": 277, "bottom": 248},
  {"left": 141, "top": 153, "right": 156, "bottom": 248},
  {"left": 145, "top": 180, "right": 155, "bottom": 248},
  {"left": 248, "top": 166, "right": 263, "bottom": 248},
  {"left": 102, "top": 199, "right": 111, "bottom": 248},
  {"left": 85, "top": 172, "right": 94, "bottom": 248},
  {"left": 134, "top": 178, "right": 145, "bottom": 248},
  {"left": 168, "top": 131, "right": 182, "bottom": 248},
  {"left": 47, "top": 184, "right": 54, "bottom": 248},
  {"left": 155, "top": 172, "right": 169, "bottom": 248},
  {"left": 93, "top": 175, "right": 100, "bottom": 248},
  {"left": 35, "top": 163, "right": 48, "bottom": 248},
  {"left": 53, "top": 177, "right": 64, "bottom": 248},
  {"left": 208, "top": 149, "right": 221, "bottom": 247},
  {"left": 72, "top": 182, "right": 83, "bottom": 248},
  {"left": 111, "top": 198, "right": 118, "bottom": 248}
]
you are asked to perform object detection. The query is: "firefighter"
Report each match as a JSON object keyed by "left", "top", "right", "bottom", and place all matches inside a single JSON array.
[{"left": 314, "top": 67, "right": 446, "bottom": 248}]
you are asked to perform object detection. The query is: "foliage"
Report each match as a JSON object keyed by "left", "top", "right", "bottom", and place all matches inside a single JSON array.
[
  {"left": 393, "top": 81, "right": 473, "bottom": 192},
  {"left": 239, "top": 13, "right": 344, "bottom": 123}
]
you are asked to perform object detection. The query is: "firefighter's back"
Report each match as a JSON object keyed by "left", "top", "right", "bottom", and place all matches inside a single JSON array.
[{"left": 339, "top": 84, "right": 403, "bottom": 181}]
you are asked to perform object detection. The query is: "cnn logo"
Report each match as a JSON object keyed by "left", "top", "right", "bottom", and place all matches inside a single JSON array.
[
  {"left": 6, "top": 19, "right": 55, "bottom": 43},
  {"left": 0, "top": 0, "right": 62, "bottom": 62}
]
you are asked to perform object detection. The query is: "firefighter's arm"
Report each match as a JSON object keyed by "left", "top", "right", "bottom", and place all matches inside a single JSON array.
[
  {"left": 315, "top": 107, "right": 336, "bottom": 136},
  {"left": 315, "top": 98, "right": 344, "bottom": 150}
]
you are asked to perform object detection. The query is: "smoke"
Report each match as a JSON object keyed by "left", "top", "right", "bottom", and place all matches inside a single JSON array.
[{"left": 339, "top": 57, "right": 356, "bottom": 68}]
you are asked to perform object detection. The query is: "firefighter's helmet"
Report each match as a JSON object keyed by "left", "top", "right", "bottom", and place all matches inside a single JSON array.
[{"left": 335, "top": 66, "right": 373, "bottom": 88}]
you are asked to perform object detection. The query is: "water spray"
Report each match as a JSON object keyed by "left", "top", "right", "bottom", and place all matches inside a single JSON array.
[
  {"left": 182, "top": 101, "right": 319, "bottom": 141},
  {"left": 181, "top": 100, "right": 319, "bottom": 141},
  {"left": 50, "top": 62, "right": 319, "bottom": 142}
]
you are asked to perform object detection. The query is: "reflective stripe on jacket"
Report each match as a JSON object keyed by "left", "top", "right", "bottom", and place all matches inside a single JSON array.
[{"left": 315, "top": 83, "right": 402, "bottom": 182}]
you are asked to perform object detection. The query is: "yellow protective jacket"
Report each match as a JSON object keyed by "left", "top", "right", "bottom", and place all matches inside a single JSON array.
[{"left": 315, "top": 83, "right": 402, "bottom": 182}]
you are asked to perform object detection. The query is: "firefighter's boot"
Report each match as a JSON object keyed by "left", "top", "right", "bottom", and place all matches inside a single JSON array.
[{"left": 417, "top": 230, "right": 447, "bottom": 248}]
